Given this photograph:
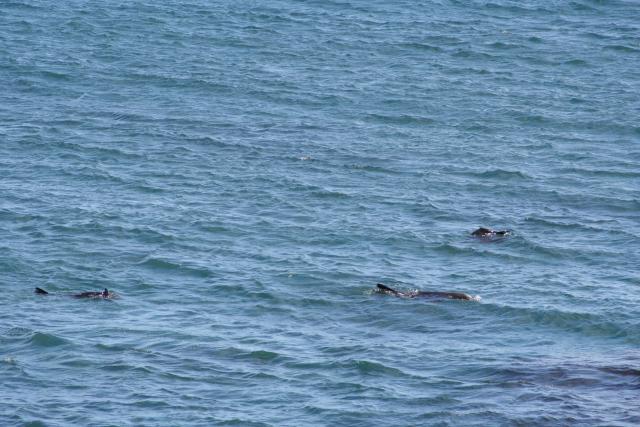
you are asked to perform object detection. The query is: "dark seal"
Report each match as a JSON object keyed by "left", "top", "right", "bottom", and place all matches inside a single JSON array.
[
  {"left": 35, "top": 287, "right": 113, "bottom": 299},
  {"left": 375, "top": 283, "right": 476, "bottom": 301},
  {"left": 471, "top": 227, "right": 511, "bottom": 238}
]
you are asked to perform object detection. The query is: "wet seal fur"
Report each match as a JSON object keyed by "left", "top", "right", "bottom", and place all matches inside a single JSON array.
[
  {"left": 35, "top": 287, "right": 115, "bottom": 299},
  {"left": 375, "top": 283, "right": 478, "bottom": 301},
  {"left": 471, "top": 227, "right": 511, "bottom": 238}
]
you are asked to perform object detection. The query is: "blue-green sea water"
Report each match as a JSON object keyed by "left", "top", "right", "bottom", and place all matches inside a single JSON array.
[{"left": 2, "top": 1, "right": 640, "bottom": 425}]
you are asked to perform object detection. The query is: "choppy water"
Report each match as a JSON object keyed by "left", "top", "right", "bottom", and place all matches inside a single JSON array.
[{"left": 2, "top": 1, "right": 640, "bottom": 425}]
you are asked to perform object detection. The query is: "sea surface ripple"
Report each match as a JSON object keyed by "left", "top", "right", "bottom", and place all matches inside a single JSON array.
[{"left": 1, "top": 0, "right": 639, "bottom": 426}]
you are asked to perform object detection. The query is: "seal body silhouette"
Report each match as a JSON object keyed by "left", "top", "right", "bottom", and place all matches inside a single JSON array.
[
  {"left": 375, "top": 283, "right": 476, "bottom": 301},
  {"left": 35, "top": 287, "right": 114, "bottom": 299},
  {"left": 471, "top": 227, "right": 511, "bottom": 238}
]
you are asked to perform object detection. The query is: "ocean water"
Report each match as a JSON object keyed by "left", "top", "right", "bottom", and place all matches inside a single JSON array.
[{"left": 1, "top": 0, "right": 639, "bottom": 425}]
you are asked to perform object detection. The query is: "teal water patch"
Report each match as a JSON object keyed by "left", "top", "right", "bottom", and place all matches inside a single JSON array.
[
  {"left": 28, "top": 332, "right": 70, "bottom": 348},
  {"left": 1, "top": 0, "right": 639, "bottom": 425}
]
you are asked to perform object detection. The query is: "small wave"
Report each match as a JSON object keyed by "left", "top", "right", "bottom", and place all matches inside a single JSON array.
[
  {"left": 190, "top": 221, "right": 244, "bottom": 236},
  {"left": 452, "top": 49, "right": 497, "bottom": 60},
  {"left": 132, "top": 399, "right": 172, "bottom": 409},
  {"left": 29, "top": 332, "right": 70, "bottom": 348},
  {"left": 345, "top": 164, "right": 399, "bottom": 174},
  {"left": 473, "top": 169, "right": 531, "bottom": 180},
  {"left": 128, "top": 182, "right": 166, "bottom": 194},
  {"left": 3, "top": 1, "right": 44, "bottom": 10},
  {"left": 38, "top": 70, "right": 72, "bottom": 81},
  {"left": 282, "top": 357, "right": 414, "bottom": 379},
  {"left": 246, "top": 350, "right": 281, "bottom": 362},
  {"left": 396, "top": 42, "right": 443, "bottom": 52},
  {"left": 564, "top": 59, "right": 588, "bottom": 66},
  {"left": 604, "top": 44, "right": 639, "bottom": 53},
  {"left": 350, "top": 359, "right": 407, "bottom": 376},
  {"left": 54, "top": 140, "right": 144, "bottom": 161},
  {"left": 3, "top": 327, "right": 32, "bottom": 337},
  {"left": 470, "top": 360, "right": 640, "bottom": 396},
  {"left": 184, "top": 135, "right": 234, "bottom": 149},
  {"left": 218, "top": 419, "right": 271, "bottom": 427},
  {"left": 111, "top": 225, "right": 175, "bottom": 243},
  {"left": 364, "top": 113, "right": 435, "bottom": 126},
  {"left": 123, "top": 71, "right": 233, "bottom": 93},
  {"left": 215, "top": 347, "right": 286, "bottom": 363},
  {"left": 101, "top": 363, "right": 154, "bottom": 374},
  {"left": 136, "top": 257, "right": 213, "bottom": 278},
  {"left": 487, "top": 41, "right": 521, "bottom": 50},
  {"left": 58, "top": 165, "right": 127, "bottom": 185},
  {"left": 598, "top": 366, "right": 640, "bottom": 377},
  {"left": 533, "top": 189, "right": 640, "bottom": 213},
  {"left": 519, "top": 237, "right": 624, "bottom": 261},
  {"left": 0, "top": 209, "right": 43, "bottom": 225},
  {"left": 558, "top": 166, "right": 640, "bottom": 178},
  {"left": 434, "top": 243, "right": 526, "bottom": 262},
  {"left": 486, "top": 303, "right": 635, "bottom": 342},
  {"left": 89, "top": 110, "right": 149, "bottom": 123},
  {"left": 512, "top": 112, "right": 550, "bottom": 124},
  {"left": 60, "top": 358, "right": 92, "bottom": 368},
  {"left": 570, "top": 1, "right": 598, "bottom": 11},
  {"left": 96, "top": 343, "right": 131, "bottom": 353},
  {"left": 523, "top": 216, "right": 614, "bottom": 232},
  {"left": 483, "top": 2, "right": 551, "bottom": 14},
  {"left": 310, "top": 189, "right": 350, "bottom": 199}
]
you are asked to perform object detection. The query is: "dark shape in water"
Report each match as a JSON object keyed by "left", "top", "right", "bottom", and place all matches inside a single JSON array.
[
  {"left": 73, "top": 289, "right": 110, "bottom": 299},
  {"left": 471, "top": 227, "right": 511, "bottom": 238},
  {"left": 375, "top": 283, "right": 475, "bottom": 301},
  {"left": 35, "top": 287, "right": 113, "bottom": 299}
]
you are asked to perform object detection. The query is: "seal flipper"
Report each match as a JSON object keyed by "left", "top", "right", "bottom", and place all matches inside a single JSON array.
[{"left": 35, "top": 287, "right": 49, "bottom": 295}]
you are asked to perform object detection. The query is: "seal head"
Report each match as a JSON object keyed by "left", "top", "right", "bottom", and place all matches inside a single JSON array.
[{"left": 471, "top": 227, "right": 511, "bottom": 238}]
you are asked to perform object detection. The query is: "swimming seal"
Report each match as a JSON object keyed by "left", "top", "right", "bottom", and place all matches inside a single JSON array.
[
  {"left": 471, "top": 227, "right": 511, "bottom": 238},
  {"left": 35, "top": 287, "right": 113, "bottom": 299},
  {"left": 375, "top": 283, "right": 476, "bottom": 301}
]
